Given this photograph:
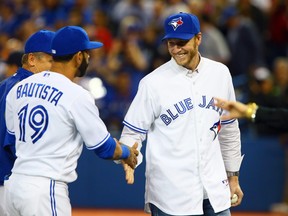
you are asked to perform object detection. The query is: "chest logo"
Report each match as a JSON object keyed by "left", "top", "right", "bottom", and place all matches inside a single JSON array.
[{"left": 210, "top": 120, "right": 221, "bottom": 141}]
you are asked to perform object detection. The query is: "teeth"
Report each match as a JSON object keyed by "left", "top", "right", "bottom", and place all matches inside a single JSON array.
[{"left": 176, "top": 54, "right": 185, "bottom": 59}]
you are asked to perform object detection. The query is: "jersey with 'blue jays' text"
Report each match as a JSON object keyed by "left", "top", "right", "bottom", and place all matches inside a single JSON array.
[{"left": 120, "top": 57, "right": 243, "bottom": 215}]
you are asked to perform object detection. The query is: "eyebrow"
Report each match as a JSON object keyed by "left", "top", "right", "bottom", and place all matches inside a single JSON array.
[{"left": 167, "top": 40, "right": 189, "bottom": 47}]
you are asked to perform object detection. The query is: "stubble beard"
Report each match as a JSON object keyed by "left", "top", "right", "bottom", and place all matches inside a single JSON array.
[
  {"left": 175, "top": 41, "right": 198, "bottom": 68},
  {"left": 174, "top": 50, "right": 197, "bottom": 70}
]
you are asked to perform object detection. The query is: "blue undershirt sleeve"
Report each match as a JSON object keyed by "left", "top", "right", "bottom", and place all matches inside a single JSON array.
[
  {"left": 4, "top": 132, "right": 16, "bottom": 157},
  {"left": 93, "top": 136, "right": 131, "bottom": 159},
  {"left": 94, "top": 136, "right": 116, "bottom": 159}
]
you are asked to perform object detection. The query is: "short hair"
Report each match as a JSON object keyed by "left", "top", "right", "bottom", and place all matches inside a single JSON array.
[
  {"left": 52, "top": 53, "right": 76, "bottom": 62},
  {"left": 21, "top": 52, "right": 46, "bottom": 64}
]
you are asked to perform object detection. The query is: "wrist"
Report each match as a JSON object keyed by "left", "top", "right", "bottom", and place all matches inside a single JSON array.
[
  {"left": 226, "top": 171, "right": 239, "bottom": 177},
  {"left": 245, "top": 103, "right": 258, "bottom": 122},
  {"left": 120, "top": 145, "right": 130, "bottom": 159}
]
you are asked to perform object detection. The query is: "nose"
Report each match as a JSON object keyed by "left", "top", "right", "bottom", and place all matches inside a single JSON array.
[{"left": 170, "top": 45, "right": 183, "bottom": 54}]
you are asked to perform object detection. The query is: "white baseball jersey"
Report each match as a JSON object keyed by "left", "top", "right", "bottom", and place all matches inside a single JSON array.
[
  {"left": 120, "top": 57, "right": 243, "bottom": 215},
  {"left": 5, "top": 71, "right": 110, "bottom": 183},
  {"left": 0, "top": 185, "right": 5, "bottom": 215}
]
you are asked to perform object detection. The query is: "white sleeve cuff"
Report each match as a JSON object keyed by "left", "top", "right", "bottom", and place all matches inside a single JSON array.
[{"left": 224, "top": 154, "right": 245, "bottom": 171}]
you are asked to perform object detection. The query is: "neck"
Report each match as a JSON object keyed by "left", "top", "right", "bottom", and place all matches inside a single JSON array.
[
  {"left": 22, "top": 64, "right": 37, "bottom": 74},
  {"left": 186, "top": 53, "right": 200, "bottom": 71},
  {"left": 50, "top": 62, "right": 76, "bottom": 81}
]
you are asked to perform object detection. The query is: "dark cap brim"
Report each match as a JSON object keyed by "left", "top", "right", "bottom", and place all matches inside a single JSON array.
[{"left": 162, "top": 33, "right": 196, "bottom": 41}]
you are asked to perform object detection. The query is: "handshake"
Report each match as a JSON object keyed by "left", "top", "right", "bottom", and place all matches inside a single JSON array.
[
  {"left": 122, "top": 142, "right": 139, "bottom": 169},
  {"left": 114, "top": 139, "right": 139, "bottom": 169}
]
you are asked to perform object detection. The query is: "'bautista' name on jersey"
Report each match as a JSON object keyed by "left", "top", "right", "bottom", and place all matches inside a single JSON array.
[{"left": 16, "top": 82, "right": 63, "bottom": 106}]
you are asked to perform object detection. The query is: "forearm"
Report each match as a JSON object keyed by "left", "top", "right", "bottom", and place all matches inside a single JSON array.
[
  {"left": 94, "top": 136, "right": 130, "bottom": 160},
  {"left": 120, "top": 126, "right": 145, "bottom": 167},
  {"left": 219, "top": 121, "right": 243, "bottom": 171}
]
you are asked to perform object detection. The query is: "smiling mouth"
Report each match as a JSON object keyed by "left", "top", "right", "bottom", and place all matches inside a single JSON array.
[{"left": 175, "top": 53, "right": 186, "bottom": 60}]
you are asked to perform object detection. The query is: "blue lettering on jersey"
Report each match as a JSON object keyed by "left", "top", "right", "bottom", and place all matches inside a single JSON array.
[
  {"left": 41, "top": 85, "right": 50, "bottom": 99},
  {"left": 160, "top": 96, "right": 223, "bottom": 126},
  {"left": 35, "top": 83, "right": 43, "bottom": 96},
  {"left": 16, "top": 83, "right": 63, "bottom": 106},
  {"left": 199, "top": 96, "right": 221, "bottom": 111},
  {"left": 160, "top": 97, "right": 193, "bottom": 125}
]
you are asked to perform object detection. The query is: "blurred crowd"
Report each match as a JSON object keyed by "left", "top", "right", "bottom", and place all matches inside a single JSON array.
[
  {"left": 0, "top": 0, "right": 288, "bottom": 132},
  {"left": 1, "top": 0, "right": 288, "bottom": 212}
]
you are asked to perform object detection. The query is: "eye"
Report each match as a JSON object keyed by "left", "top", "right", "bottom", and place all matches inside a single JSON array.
[
  {"left": 177, "top": 40, "right": 188, "bottom": 46},
  {"left": 168, "top": 41, "right": 176, "bottom": 47}
]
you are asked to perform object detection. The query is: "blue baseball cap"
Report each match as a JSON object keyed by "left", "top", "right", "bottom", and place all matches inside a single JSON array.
[
  {"left": 52, "top": 26, "right": 103, "bottom": 56},
  {"left": 162, "top": 12, "right": 200, "bottom": 41},
  {"left": 24, "top": 30, "right": 55, "bottom": 54}
]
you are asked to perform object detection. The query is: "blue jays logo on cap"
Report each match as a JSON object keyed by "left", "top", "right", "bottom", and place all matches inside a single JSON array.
[
  {"left": 169, "top": 17, "right": 184, "bottom": 31},
  {"left": 162, "top": 12, "right": 200, "bottom": 41}
]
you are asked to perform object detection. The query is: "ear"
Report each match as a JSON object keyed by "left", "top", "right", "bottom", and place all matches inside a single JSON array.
[
  {"left": 27, "top": 53, "right": 36, "bottom": 67},
  {"left": 74, "top": 51, "right": 83, "bottom": 66},
  {"left": 196, "top": 32, "right": 202, "bottom": 45}
]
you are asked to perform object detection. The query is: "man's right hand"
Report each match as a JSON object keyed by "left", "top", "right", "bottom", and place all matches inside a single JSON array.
[
  {"left": 122, "top": 161, "right": 135, "bottom": 184},
  {"left": 123, "top": 142, "right": 138, "bottom": 169}
]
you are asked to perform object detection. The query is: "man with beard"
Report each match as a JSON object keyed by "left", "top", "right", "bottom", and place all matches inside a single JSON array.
[
  {"left": 4, "top": 26, "right": 138, "bottom": 216},
  {"left": 119, "top": 12, "right": 243, "bottom": 216}
]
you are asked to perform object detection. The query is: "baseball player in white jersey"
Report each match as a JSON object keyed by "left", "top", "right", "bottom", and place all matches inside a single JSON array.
[
  {"left": 4, "top": 26, "right": 138, "bottom": 216},
  {"left": 120, "top": 12, "right": 244, "bottom": 216}
]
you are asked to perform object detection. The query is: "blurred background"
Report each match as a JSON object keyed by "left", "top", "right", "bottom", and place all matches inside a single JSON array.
[{"left": 1, "top": 0, "right": 288, "bottom": 214}]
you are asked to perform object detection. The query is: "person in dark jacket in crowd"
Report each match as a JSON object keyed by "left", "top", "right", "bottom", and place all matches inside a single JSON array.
[{"left": 214, "top": 97, "right": 288, "bottom": 132}]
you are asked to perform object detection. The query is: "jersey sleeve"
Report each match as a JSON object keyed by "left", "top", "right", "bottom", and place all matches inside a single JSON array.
[
  {"left": 4, "top": 89, "right": 16, "bottom": 157},
  {"left": 120, "top": 79, "right": 156, "bottom": 167},
  {"left": 5, "top": 90, "right": 15, "bottom": 143},
  {"left": 69, "top": 91, "right": 110, "bottom": 150},
  {"left": 123, "top": 79, "right": 156, "bottom": 133},
  {"left": 218, "top": 70, "right": 244, "bottom": 172}
]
